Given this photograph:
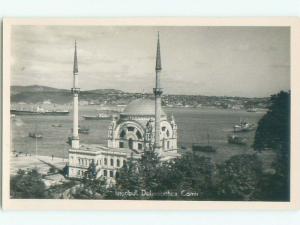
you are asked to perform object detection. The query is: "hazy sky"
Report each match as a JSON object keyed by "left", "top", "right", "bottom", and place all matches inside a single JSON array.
[{"left": 11, "top": 26, "right": 290, "bottom": 97}]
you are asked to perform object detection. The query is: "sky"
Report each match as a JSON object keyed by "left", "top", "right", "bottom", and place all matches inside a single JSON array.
[{"left": 11, "top": 26, "right": 290, "bottom": 97}]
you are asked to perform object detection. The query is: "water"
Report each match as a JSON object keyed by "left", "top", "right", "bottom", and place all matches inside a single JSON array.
[{"left": 11, "top": 106, "right": 266, "bottom": 163}]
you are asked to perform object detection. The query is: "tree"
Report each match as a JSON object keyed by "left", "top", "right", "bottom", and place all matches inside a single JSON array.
[
  {"left": 139, "top": 149, "right": 161, "bottom": 193},
  {"left": 10, "top": 169, "right": 47, "bottom": 199},
  {"left": 163, "top": 152, "right": 216, "bottom": 200},
  {"left": 115, "top": 155, "right": 142, "bottom": 193},
  {"left": 253, "top": 91, "right": 290, "bottom": 201},
  {"left": 216, "top": 154, "right": 263, "bottom": 200}
]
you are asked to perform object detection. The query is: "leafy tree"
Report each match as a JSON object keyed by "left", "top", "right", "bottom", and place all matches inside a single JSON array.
[
  {"left": 216, "top": 154, "right": 263, "bottom": 200},
  {"left": 159, "top": 152, "right": 216, "bottom": 200},
  {"left": 10, "top": 169, "right": 47, "bottom": 199},
  {"left": 72, "top": 176, "right": 107, "bottom": 199},
  {"left": 139, "top": 149, "right": 161, "bottom": 193},
  {"left": 116, "top": 154, "right": 141, "bottom": 192},
  {"left": 253, "top": 91, "right": 290, "bottom": 201}
]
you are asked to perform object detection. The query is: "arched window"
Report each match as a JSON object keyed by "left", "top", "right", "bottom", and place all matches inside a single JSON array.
[
  {"left": 110, "top": 158, "right": 114, "bottom": 166},
  {"left": 128, "top": 138, "right": 133, "bottom": 150},
  {"left": 136, "top": 130, "right": 142, "bottom": 139},
  {"left": 103, "top": 170, "right": 107, "bottom": 177},
  {"left": 117, "top": 159, "right": 120, "bottom": 167},
  {"left": 166, "top": 129, "right": 170, "bottom": 137},
  {"left": 138, "top": 143, "right": 142, "bottom": 150},
  {"left": 104, "top": 158, "right": 107, "bottom": 165},
  {"left": 120, "top": 130, "right": 126, "bottom": 138},
  {"left": 109, "top": 171, "right": 114, "bottom": 177},
  {"left": 127, "top": 127, "right": 135, "bottom": 132}
]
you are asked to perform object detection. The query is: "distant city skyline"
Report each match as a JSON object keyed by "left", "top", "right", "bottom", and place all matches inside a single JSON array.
[{"left": 11, "top": 26, "right": 290, "bottom": 97}]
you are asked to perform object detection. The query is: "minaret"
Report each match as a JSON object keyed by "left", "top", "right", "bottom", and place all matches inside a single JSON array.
[
  {"left": 153, "top": 32, "right": 163, "bottom": 153},
  {"left": 71, "top": 41, "right": 80, "bottom": 149}
]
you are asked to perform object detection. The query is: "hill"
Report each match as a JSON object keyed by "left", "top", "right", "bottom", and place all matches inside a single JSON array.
[{"left": 10, "top": 85, "right": 125, "bottom": 104}]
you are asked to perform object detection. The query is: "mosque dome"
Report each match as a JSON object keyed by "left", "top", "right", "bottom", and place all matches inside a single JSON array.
[{"left": 121, "top": 98, "right": 166, "bottom": 117}]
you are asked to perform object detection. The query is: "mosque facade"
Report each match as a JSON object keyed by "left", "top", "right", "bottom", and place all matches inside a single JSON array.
[{"left": 68, "top": 34, "right": 179, "bottom": 180}]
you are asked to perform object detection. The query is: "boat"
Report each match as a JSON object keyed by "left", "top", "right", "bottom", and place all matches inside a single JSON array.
[
  {"left": 192, "top": 144, "right": 216, "bottom": 153},
  {"left": 28, "top": 132, "right": 43, "bottom": 139},
  {"left": 79, "top": 127, "right": 90, "bottom": 134},
  {"left": 246, "top": 108, "right": 257, "bottom": 112},
  {"left": 82, "top": 112, "right": 112, "bottom": 120},
  {"left": 66, "top": 136, "right": 72, "bottom": 145},
  {"left": 52, "top": 123, "right": 63, "bottom": 127},
  {"left": 233, "top": 119, "right": 255, "bottom": 132},
  {"left": 192, "top": 133, "right": 217, "bottom": 153},
  {"left": 11, "top": 106, "right": 69, "bottom": 116},
  {"left": 227, "top": 134, "right": 247, "bottom": 145}
]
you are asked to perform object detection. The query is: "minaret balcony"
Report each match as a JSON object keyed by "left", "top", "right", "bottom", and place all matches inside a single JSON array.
[
  {"left": 153, "top": 88, "right": 163, "bottom": 96},
  {"left": 71, "top": 88, "right": 80, "bottom": 94}
]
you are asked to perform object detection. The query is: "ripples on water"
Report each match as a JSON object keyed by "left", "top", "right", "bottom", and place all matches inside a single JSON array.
[{"left": 11, "top": 106, "right": 266, "bottom": 163}]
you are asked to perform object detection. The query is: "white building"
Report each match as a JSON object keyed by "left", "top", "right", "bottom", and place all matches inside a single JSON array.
[{"left": 68, "top": 35, "right": 180, "bottom": 180}]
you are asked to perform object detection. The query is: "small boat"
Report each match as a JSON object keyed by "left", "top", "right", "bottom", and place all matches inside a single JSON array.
[
  {"left": 82, "top": 112, "right": 112, "bottom": 120},
  {"left": 79, "top": 127, "right": 89, "bottom": 134},
  {"left": 29, "top": 132, "right": 43, "bottom": 139},
  {"left": 52, "top": 123, "right": 62, "bottom": 127},
  {"left": 192, "top": 133, "right": 217, "bottom": 153},
  {"left": 66, "top": 136, "right": 72, "bottom": 145},
  {"left": 246, "top": 108, "right": 257, "bottom": 112},
  {"left": 192, "top": 144, "right": 216, "bottom": 153},
  {"left": 233, "top": 119, "right": 255, "bottom": 132},
  {"left": 227, "top": 134, "right": 247, "bottom": 145}
]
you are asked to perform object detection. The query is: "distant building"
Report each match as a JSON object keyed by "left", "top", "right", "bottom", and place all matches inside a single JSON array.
[{"left": 68, "top": 34, "right": 180, "bottom": 180}]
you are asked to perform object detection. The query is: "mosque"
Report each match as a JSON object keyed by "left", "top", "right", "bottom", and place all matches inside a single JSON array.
[{"left": 68, "top": 34, "right": 180, "bottom": 179}]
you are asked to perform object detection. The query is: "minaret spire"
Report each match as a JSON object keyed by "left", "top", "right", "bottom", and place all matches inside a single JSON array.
[
  {"left": 153, "top": 32, "right": 163, "bottom": 154},
  {"left": 155, "top": 32, "right": 162, "bottom": 71},
  {"left": 73, "top": 40, "right": 78, "bottom": 74},
  {"left": 71, "top": 40, "right": 80, "bottom": 149}
]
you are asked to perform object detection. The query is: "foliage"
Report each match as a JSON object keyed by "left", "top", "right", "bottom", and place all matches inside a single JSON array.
[
  {"left": 115, "top": 155, "right": 142, "bottom": 193},
  {"left": 113, "top": 151, "right": 216, "bottom": 200},
  {"left": 10, "top": 169, "right": 47, "bottom": 199},
  {"left": 253, "top": 91, "right": 290, "bottom": 201},
  {"left": 253, "top": 91, "right": 290, "bottom": 155},
  {"left": 216, "top": 154, "right": 262, "bottom": 200}
]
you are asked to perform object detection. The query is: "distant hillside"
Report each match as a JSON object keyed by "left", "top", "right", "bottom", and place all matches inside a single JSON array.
[
  {"left": 11, "top": 85, "right": 69, "bottom": 95},
  {"left": 84, "top": 89, "right": 124, "bottom": 94},
  {"left": 10, "top": 85, "right": 125, "bottom": 104}
]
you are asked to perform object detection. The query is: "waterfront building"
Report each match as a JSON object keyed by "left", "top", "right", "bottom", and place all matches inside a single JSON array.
[{"left": 68, "top": 35, "right": 180, "bottom": 180}]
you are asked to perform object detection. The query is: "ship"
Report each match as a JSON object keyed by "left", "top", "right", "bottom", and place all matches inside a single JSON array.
[
  {"left": 227, "top": 134, "right": 247, "bottom": 145},
  {"left": 11, "top": 106, "right": 69, "bottom": 116},
  {"left": 82, "top": 112, "right": 112, "bottom": 120},
  {"left": 246, "top": 108, "right": 257, "bottom": 112},
  {"left": 192, "top": 144, "right": 217, "bottom": 153},
  {"left": 233, "top": 119, "right": 255, "bottom": 132},
  {"left": 52, "top": 123, "right": 63, "bottom": 127},
  {"left": 28, "top": 132, "right": 43, "bottom": 139},
  {"left": 192, "top": 133, "right": 217, "bottom": 153},
  {"left": 79, "top": 127, "right": 90, "bottom": 134},
  {"left": 71, "top": 126, "right": 90, "bottom": 134}
]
